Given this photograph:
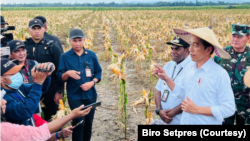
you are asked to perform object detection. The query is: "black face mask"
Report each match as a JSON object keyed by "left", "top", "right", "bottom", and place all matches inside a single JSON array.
[{"left": 1, "top": 109, "right": 6, "bottom": 122}]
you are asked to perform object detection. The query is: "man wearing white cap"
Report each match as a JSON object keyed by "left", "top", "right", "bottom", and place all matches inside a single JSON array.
[{"left": 153, "top": 27, "right": 236, "bottom": 124}]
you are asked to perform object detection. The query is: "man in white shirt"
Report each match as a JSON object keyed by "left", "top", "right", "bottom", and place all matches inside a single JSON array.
[
  {"left": 154, "top": 37, "right": 192, "bottom": 125},
  {"left": 153, "top": 27, "right": 236, "bottom": 124}
]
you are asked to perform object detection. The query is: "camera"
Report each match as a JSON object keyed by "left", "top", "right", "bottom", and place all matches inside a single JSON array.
[
  {"left": 1, "top": 26, "right": 15, "bottom": 45},
  {"left": 34, "top": 63, "right": 53, "bottom": 72}
]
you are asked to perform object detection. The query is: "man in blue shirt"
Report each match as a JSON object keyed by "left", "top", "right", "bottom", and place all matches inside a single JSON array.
[
  {"left": 57, "top": 28, "right": 102, "bottom": 141},
  {"left": 1, "top": 58, "right": 54, "bottom": 126}
]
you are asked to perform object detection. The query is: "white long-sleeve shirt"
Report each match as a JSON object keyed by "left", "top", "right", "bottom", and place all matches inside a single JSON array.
[
  {"left": 173, "top": 58, "right": 236, "bottom": 125},
  {"left": 155, "top": 55, "right": 192, "bottom": 125}
]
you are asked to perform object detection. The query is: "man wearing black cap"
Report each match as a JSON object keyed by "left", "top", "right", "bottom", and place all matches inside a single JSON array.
[
  {"left": 8, "top": 40, "right": 38, "bottom": 84},
  {"left": 34, "top": 15, "right": 63, "bottom": 52},
  {"left": 154, "top": 36, "right": 191, "bottom": 125},
  {"left": 1, "top": 15, "right": 8, "bottom": 28},
  {"left": 1, "top": 58, "right": 53, "bottom": 126},
  {"left": 25, "top": 19, "right": 63, "bottom": 121},
  {"left": 1, "top": 16, "right": 10, "bottom": 50},
  {"left": 57, "top": 28, "right": 102, "bottom": 141}
]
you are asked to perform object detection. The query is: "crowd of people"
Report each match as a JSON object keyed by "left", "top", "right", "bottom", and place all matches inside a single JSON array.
[
  {"left": 152, "top": 25, "right": 250, "bottom": 125},
  {"left": 0, "top": 14, "right": 250, "bottom": 141},
  {"left": 1, "top": 15, "right": 102, "bottom": 141}
]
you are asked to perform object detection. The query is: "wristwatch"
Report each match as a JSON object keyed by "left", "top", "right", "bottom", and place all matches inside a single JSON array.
[
  {"left": 92, "top": 80, "right": 97, "bottom": 85},
  {"left": 155, "top": 108, "right": 162, "bottom": 115}
]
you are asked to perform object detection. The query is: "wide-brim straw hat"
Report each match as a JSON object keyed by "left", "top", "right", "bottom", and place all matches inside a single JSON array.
[
  {"left": 173, "top": 27, "right": 231, "bottom": 59},
  {"left": 244, "top": 68, "right": 250, "bottom": 88}
]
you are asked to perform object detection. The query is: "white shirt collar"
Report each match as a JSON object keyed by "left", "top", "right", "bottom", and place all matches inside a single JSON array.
[
  {"left": 175, "top": 55, "right": 192, "bottom": 68},
  {"left": 195, "top": 57, "right": 213, "bottom": 73}
]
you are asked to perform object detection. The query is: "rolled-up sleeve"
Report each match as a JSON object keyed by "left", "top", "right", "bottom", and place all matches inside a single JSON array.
[{"left": 211, "top": 71, "right": 235, "bottom": 122}]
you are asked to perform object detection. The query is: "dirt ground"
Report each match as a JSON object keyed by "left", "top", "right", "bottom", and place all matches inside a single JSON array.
[{"left": 65, "top": 23, "right": 159, "bottom": 141}]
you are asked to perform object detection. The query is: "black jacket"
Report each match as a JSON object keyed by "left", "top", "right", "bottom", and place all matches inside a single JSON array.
[
  {"left": 25, "top": 37, "right": 63, "bottom": 78},
  {"left": 44, "top": 32, "right": 64, "bottom": 53}
]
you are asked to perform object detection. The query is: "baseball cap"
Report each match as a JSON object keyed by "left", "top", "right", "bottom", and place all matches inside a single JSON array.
[
  {"left": 231, "top": 24, "right": 250, "bottom": 36},
  {"left": 9, "top": 40, "right": 26, "bottom": 52},
  {"left": 1, "top": 16, "right": 8, "bottom": 25},
  {"left": 28, "top": 19, "right": 44, "bottom": 28},
  {"left": 34, "top": 16, "right": 46, "bottom": 24},
  {"left": 166, "top": 36, "right": 190, "bottom": 48},
  {"left": 69, "top": 29, "right": 84, "bottom": 39},
  {"left": 1, "top": 58, "right": 23, "bottom": 76}
]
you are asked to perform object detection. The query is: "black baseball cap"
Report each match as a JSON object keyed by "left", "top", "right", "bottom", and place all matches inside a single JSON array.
[
  {"left": 1, "top": 16, "right": 8, "bottom": 25},
  {"left": 28, "top": 19, "right": 44, "bottom": 28},
  {"left": 166, "top": 36, "right": 190, "bottom": 48},
  {"left": 1, "top": 58, "right": 23, "bottom": 76},
  {"left": 9, "top": 40, "right": 26, "bottom": 52},
  {"left": 69, "top": 29, "right": 84, "bottom": 39},
  {"left": 34, "top": 16, "right": 46, "bottom": 24}
]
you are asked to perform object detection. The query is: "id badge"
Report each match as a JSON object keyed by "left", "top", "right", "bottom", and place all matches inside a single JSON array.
[
  {"left": 161, "top": 90, "right": 169, "bottom": 102},
  {"left": 85, "top": 68, "right": 92, "bottom": 77}
]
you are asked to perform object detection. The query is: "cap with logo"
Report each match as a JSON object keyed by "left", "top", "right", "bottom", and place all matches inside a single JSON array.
[
  {"left": 1, "top": 58, "right": 23, "bottom": 76},
  {"left": 231, "top": 24, "right": 250, "bottom": 36},
  {"left": 1, "top": 16, "right": 8, "bottom": 25},
  {"left": 34, "top": 16, "right": 46, "bottom": 24},
  {"left": 28, "top": 19, "right": 44, "bottom": 28},
  {"left": 9, "top": 40, "right": 26, "bottom": 52},
  {"left": 69, "top": 29, "right": 84, "bottom": 39},
  {"left": 166, "top": 36, "right": 190, "bottom": 48}
]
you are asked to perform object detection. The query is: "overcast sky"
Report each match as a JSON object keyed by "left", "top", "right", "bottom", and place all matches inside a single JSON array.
[{"left": 1, "top": 0, "right": 249, "bottom": 4}]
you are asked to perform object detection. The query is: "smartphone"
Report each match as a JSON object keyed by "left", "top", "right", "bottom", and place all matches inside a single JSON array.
[
  {"left": 71, "top": 120, "right": 83, "bottom": 130},
  {"left": 0, "top": 47, "right": 10, "bottom": 56},
  {"left": 82, "top": 101, "right": 101, "bottom": 110}
]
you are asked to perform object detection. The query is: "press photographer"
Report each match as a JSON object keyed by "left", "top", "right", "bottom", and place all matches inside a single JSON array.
[
  {"left": 8, "top": 40, "right": 38, "bottom": 84},
  {"left": 1, "top": 16, "right": 15, "bottom": 47}
]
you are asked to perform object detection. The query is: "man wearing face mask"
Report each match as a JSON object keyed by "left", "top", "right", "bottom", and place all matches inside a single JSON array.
[{"left": 1, "top": 58, "right": 54, "bottom": 126}]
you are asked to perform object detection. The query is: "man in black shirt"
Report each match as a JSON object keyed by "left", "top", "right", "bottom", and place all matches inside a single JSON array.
[
  {"left": 34, "top": 15, "right": 64, "bottom": 52},
  {"left": 25, "top": 19, "right": 63, "bottom": 121}
]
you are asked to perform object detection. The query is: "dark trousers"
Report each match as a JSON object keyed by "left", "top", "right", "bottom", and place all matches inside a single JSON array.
[
  {"left": 223, "top": 112, "right": 245, "bottom": 125},
  {"left": 68, "top": 97, "right": 97, "bottom": 141},
  {"left": 41, "top": 80, "right": 58, "bottom": 121}
]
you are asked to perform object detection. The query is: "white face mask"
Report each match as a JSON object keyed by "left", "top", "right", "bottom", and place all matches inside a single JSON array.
[{"left": 3, "top": 72, "right": 23, "bottom": 90}]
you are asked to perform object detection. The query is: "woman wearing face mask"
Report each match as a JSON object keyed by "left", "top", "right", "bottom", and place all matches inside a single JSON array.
[
  {"left": 1, "top": 98, "right": 92, "bottom": 141},
  {"left": 0, "top": 58, "right": 52, "bottom": 126}
]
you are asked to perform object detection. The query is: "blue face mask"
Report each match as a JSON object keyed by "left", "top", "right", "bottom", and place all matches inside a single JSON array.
[{"left": 4, "top": 72, "right": 23, "bottom": 90}]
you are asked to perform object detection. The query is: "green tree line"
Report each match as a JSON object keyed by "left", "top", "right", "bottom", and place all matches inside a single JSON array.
[{"left": 1, "top": 1, "right": 250, "bottom": 7}]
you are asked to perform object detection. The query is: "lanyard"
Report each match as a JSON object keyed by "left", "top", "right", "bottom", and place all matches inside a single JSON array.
[
  {"left": 12, "top": 90, "right": 25, "bottom": 102},
  {"left": 171, "top": 66, "right": 183, "bottom": 81}
]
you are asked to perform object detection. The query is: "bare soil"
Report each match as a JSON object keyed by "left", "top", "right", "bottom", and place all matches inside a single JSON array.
[{"left": 65, "top": 24, "right": 159, "bottom": 141}]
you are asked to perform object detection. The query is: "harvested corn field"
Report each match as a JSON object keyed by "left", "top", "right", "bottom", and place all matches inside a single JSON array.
[{"left": 1, "top": 9, "right": 250, "bottom": 140}]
